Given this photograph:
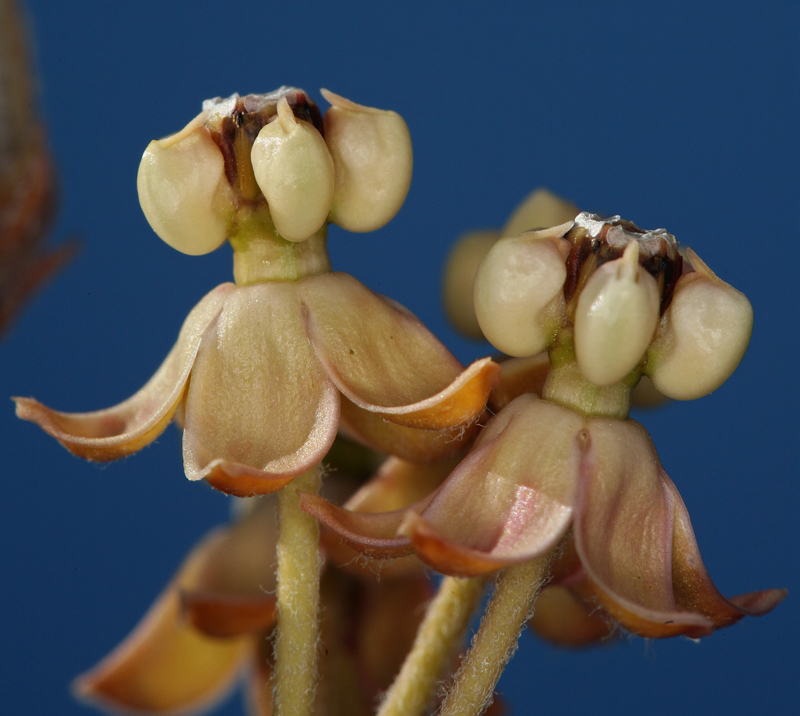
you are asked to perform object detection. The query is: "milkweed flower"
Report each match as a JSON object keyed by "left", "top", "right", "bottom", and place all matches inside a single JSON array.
[
  {"left": 303, "top": 213, "right": 785, "bottom": 640},
  {"left": 14, "top": 87, "right": 498, "bottom": 496}
]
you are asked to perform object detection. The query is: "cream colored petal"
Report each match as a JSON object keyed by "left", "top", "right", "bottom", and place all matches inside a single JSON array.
[
  {"left": 183, "top": 283, "right": 339, "bottom": 496},
  {"left": 250, "top": 97, "right": 335, "bottom": 242},
  {"left": 574, "top": 418, "right": 712, "bottom": 637},
  {"left": 300, "top": 272, "right": 499, "bottom": 429},
  {"left": 137, "top": 117, "right": 234, "bottom": 255},
  {"left": 574, "top": 241, "right": 660, "bottom": 386},
  {"left": 474, "top": 223, "right": 571, "bottom": 357},
  {"left": 322, "top": 88, "right": 412, "bottom": 233},
  {"left": 74, "top": 528, "right": 253, "bottom": 714},
  {"left": 14, "top": 284, "right": 232, "bottom": 461},
  {"left": 647, "top": 248, "right": 753, "bottom": 400},
  {"left": 400, "top": 396, "right": 584, "bottom": 577}
]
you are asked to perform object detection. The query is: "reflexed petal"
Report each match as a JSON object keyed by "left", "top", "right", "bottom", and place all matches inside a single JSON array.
[
  {"left": 575, "top": 418, "right": 712, "bottom": 637},
  {"left": 187, "top": 496, "right": 279, "bottom": 597},
  {"left": 529, "top": 586, "right": 615, "bottom": 647},
  {"left": 183, "top": 282, "right": 339, "bottom": 496},
  {"left": 74, "top": 530, "right": 253, "bottom": 714},
  {"left": 401, "top": 396, "right": 583, "bottom": 577},
  {"left": 182, "top": 592, "right": 277, "bottom": 639},
  {"left": 667, "top": 475, "right": 786, "bottom": 626},
  {"left": 300, "top": 272, "right": 499, "bottom": 429},
  {"left": 14, "top": 283, "right": 232, "bottom": 461},
  {"left": 300, "top": 494, "right": 425, "bottom": 561},
  {"left": 312, "top": 456, "right": 445, "bottom": 575},
  {"left": 489, "top": 352, "right": 550, "bottom": 412},
  {"left": 339, "top": 395, "right": 479, "bottom": 461}
]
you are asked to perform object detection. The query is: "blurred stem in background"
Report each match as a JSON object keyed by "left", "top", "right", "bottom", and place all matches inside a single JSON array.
[{"left": 0, "top": 0, "right": 74, "bottom": 338}]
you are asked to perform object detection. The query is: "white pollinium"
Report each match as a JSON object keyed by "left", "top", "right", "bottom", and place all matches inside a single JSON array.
[
  {"left": 137, "top": 112, "right": 233, "bottom": 255},
  {"left": 574, "top": 241, "right": 660, "bottom": 387},
  {"left": 646, "top": 248, "right": 753, "bottom": 400},
  {"left": 473, "top": 222, "right": 572, "bottom": 357},
  {"left": 251, "top": 97, "right": 335, "bottom": 243},
  {"left": 321, "top": 89, "right": 412, "bottom": 233}
]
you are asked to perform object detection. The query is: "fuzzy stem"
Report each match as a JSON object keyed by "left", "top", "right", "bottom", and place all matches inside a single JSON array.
[
  {"left": 377, "top": 576, "right": 486, "bottom": 716},
  {"left": 273, "top": 467, "right": 323, "bottom": 716},
  {"left": 439, "top": 557, "right": 551, "bottom": 716}
]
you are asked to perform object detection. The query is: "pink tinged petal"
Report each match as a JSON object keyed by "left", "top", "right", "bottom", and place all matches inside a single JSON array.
[
  {"left": 489, "top": 352, "right": 551, "bottom": 412},
  {"left": 529, "top": 585, "right": 615, "bottom": 647},
  {"left": 73, "top": 528, "right": 254, "bottom": 715},
  {"left": 182, "top": 283, "right": 340, "bottom": 496},
  {"left": 401, "top": 395, "right": 583, "bottom": 577},
  {"left": 14, "top": 284, "right": 232, "bottom": 461},
  {"left": 667, "top": 475, "right": 786, "bottom": 627},
  {"left": 339, "top": 395, "right": 480, "bottom": 461},
  {"left": 300, "top": 272, "right": 499, "bottom": 430},
  {"left": 575, "top": 418, "right": 713, "bottom": 638}
]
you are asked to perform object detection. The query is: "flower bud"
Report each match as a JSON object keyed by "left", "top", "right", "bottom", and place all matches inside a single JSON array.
[
  {"left": 646, "top": 249, "right": 752, "bottom": 400},
  {"left": 473, "top": 222, "right": 572, "bottom": 357},
  {"left": 442, "top": 230, "right": 500, "bottom": 340},
  {"left": 250, "top": 97, "right": 335, "bottom": 242},
  {"left": 137, "top": 112, "right": 234, "bottom": 255},
  {"left": 501, "top": 188, "right": 580, "bottom": 237},
  {"left": 321, "top": 89, "right": 412, "bottom": 232},
  {"left": 574, "top": 241, "right": 660, "bottom": 386}
]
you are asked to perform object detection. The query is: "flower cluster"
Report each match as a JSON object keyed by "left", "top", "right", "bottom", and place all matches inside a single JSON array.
[
  {"left": 305, "top": 206, "right": 785, "bottom": 645},
  {"left": 14, "top": 82, "right": 785, "bottom": 716}
]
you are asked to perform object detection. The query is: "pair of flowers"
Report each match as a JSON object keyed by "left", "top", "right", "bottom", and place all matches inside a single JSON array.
[{"left": 14, "top": 87, "right": 785, "bottom": 716}]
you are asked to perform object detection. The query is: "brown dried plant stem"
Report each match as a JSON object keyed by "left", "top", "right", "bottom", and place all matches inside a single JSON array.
[
  {"left": 440, "top": 557, "right": 551, "bottom": 716},
  {"left": 377, "top": 576, "right": 486, "bottom": 716},
  {"left": 273, "top": 467, "right": 323, "bottom": 716}
]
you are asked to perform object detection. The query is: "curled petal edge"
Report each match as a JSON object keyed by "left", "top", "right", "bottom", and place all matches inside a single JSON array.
[
  {"left": 347, "top": 357, "right": 500, "bottom": 431},
  {"left": 299, "top": 492, "right": 428, "bottom": 560},
  {"left": 187, "top": 381, "right": 340, "bottom": 497},
  {"left": 14, "top": 284, "right": 232, "bottom": 461},
  {"left": 398, "top": 510, "right": 551, "bottom": 578}
]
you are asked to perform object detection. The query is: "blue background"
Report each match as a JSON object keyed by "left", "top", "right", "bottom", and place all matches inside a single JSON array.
[{"left": 2, "top": 1, "right": 797, "bottom": 715}]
